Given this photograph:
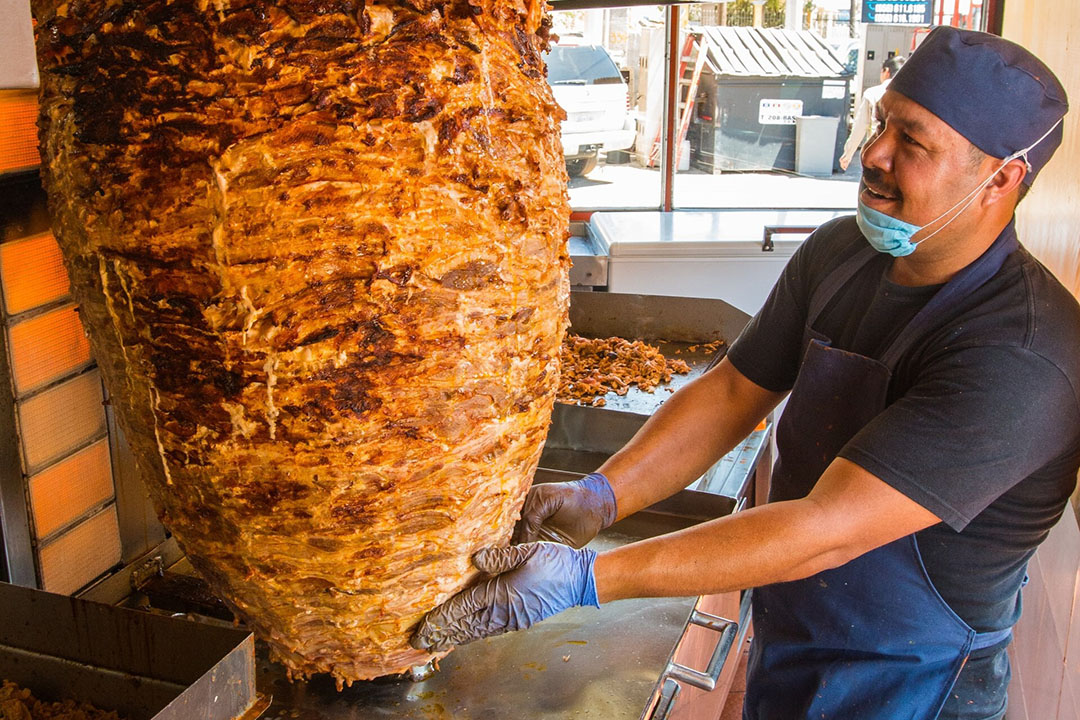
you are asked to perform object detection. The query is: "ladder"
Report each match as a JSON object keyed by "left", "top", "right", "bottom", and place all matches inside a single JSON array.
[{"left": 648, "top": 31, "right": 708, "bottom": 169}]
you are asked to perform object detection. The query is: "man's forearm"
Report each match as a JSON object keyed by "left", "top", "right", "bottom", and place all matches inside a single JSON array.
[
  {"left": 593, "top": 458, "right": 943, "bottom": 602},
  {"left": 595, "top": 359, "right": 784, "bottom": 520},
  {"left": 593, "top": 498, "right": 844, "bottom": 602}
]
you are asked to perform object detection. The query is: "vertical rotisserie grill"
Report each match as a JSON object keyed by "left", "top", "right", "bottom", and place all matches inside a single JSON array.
[{"left": 32, "top": 0, "right": 569, "bottom": 685}]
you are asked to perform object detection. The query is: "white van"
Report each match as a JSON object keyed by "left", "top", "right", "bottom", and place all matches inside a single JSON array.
[{"left": 544, "top": 44, "right": 636, "bottom": 177}]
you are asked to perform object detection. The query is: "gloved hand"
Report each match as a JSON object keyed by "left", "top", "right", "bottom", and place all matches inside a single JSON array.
[
  {"left": 512, "top": 472, "right": 617, "bottom": 549},
  {"left": 410, "top": 542, "right": 599, "bottom": 652}
]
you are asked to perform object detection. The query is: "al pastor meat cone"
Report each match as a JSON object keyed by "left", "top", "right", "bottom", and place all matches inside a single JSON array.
[{"left": 33, "top": 0, "right": 569, "bottom": 684}]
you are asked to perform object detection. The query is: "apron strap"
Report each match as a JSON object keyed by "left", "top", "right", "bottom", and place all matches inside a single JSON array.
[
  {"left": 804, "top": 220, "right": 1020, "bottom": 368},
  {"left": 806, "top": 244, "right": 880, "bottom": 329},
  {"left": 971, "top": 626, "right": 1013, "bottom": 652}
]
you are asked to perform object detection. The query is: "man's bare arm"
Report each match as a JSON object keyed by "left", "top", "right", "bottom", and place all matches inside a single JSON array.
[
  {"left": 594, "top": 458, "right": 942, "bottom": 602},
  {"left": 596, "top": 357, "right": 786, "bottom": 520}
]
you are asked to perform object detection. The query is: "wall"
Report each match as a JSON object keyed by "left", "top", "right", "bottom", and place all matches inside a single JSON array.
[
  {"left": 1003, "top": 1, "right": 1080, "bottom": 296},
  {"left": 1001, "top": 1, "right": 1080, "bottom": 717},
  {"left": 0, "top": 0, "right": 37, "bottom": 89}
]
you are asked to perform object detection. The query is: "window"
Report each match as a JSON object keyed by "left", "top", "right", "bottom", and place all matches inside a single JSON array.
[
  {"left": 550, "top": 0, "right": 1002, "bottom": 213},
  {"left": 548, "top": 6, "right": 665, "bottom": 210}
]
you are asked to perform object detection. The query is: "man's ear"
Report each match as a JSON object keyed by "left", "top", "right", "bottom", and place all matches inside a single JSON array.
[{"left": 983, "top": 157, "right": 1027, "bottom": 207}]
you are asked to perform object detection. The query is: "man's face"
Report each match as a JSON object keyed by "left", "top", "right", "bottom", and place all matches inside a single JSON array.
[{"left": 860, "top": 90, "right": 990, "bottom": 240}]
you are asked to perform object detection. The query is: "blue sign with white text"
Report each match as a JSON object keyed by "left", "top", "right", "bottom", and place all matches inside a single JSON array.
[{"left": 861, "top": 0, "right": 933, "bottom": 25}]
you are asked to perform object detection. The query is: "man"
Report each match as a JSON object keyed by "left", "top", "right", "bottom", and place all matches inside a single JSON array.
[
  {"left": 840, "top": 54, "right": 906, "bottom": 171},
  {"left": 413, "top": 27, "right": 1077, "bottom": 720}
]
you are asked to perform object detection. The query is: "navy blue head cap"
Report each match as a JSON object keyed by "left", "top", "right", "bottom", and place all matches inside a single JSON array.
[{"left": 889, "top": 26, "right": 1068, "bottom": 186}]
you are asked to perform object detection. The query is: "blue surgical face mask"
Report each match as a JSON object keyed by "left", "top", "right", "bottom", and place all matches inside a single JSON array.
[
  {"left": 855, "top": 200, "right": 923, "bottom": 257},
  {"left": 856, "top": 118, "right": 1062, "bottom": 258}
]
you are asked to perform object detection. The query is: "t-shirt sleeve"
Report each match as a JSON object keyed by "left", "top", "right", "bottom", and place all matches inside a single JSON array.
[
  {"left": 839, "top": 344, "right": 1080, "bottom": 531},
  {"left": 727, "top": 217, "right": 855, "bottom": 393}
]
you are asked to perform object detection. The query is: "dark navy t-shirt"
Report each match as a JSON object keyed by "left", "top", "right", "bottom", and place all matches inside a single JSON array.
[{"left": 728, "top": 216, "right": 1080, "bottom": 636}]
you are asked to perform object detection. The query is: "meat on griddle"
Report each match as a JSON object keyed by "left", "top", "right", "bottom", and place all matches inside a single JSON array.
[
  {"left": 1, "top": 680, "right": 124, "bottom": 720},
  {"left": 32, "top": 0, "right": 569, "bottom": 685},
  {"left": 558, "top": 335, "right": 696, "bottom": 406}
]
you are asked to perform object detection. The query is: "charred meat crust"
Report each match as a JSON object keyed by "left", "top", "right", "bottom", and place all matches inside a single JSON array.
[{"left": 33, "top": 0, "right": 569, "bottom": 685}]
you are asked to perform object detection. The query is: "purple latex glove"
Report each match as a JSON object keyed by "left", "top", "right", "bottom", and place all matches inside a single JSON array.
[
  {"left": 512, "top": 472, "right": 617, "bottom": 549},
  {"left": 410, "top": 542, "right": 599, "bottom": 652}
]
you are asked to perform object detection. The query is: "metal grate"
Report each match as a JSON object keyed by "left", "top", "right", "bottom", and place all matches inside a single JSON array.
[{"left": 38, "top": 505, "right": 122, "bottom": 595}]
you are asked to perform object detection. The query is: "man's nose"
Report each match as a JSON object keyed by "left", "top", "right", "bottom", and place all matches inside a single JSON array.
[{"left": 861, "top": 128, "right": 892, "bottom": 174}]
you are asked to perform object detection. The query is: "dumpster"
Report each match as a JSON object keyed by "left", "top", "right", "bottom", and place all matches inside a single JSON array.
[{"left": 688, "top": 27, "right": 851, "bottom": 174}]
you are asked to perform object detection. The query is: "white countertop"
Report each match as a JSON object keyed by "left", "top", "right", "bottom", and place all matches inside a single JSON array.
[{"left": 590, "top": 209, "right": 850, "bottom": 257}]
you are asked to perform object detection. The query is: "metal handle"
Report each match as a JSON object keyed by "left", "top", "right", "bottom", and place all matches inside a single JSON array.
[
  {"left": 663, "top": 610, "right": 739, "bottom": 692},
  {"left": 648, "top": 678, "right": 682, "bottom": 720},
  {"left": 762, "top": 225, "right": 817, "bottom": 252}
]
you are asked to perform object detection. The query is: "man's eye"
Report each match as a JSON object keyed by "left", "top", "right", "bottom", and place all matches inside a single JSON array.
[{"left": 902, "top": 133, "right": 919, "bottom": 145}]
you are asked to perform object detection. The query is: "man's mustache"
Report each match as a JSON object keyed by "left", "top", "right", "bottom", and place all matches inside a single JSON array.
[{"left": 861, "top": 167, "right": 902, "bottom": 200}]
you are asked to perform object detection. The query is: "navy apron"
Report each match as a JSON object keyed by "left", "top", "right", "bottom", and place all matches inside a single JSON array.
[{"left": 743, "top": 226, "right": 1018, "bottom": 720}]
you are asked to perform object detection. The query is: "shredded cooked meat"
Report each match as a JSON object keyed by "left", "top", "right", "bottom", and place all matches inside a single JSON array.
[
  {"left": 0, "top": 681, "right": 124, "bottom": 720},
  {"left": 33, "top": 0, "right": 568, "bottom": 686},
  {"left": 557, "top": 334, "right": 698, "bottom": 407}
]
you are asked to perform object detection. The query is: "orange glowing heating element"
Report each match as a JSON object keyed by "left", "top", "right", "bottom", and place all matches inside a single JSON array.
[
  {"left": 9, "top": 304, "right": 92, "bottom": 394},
  {"left": 38, "top": 506, "right": 121, "bottom": 596},
  {"left": 0, "top": 232, "right": 71, "bottom": 315},
  {"left": 0, "top": 91, "right": 40, "bottom": 174},
  {"left": 18, "top": 370, "right": 107, "bottom": 473},
  {"left": 29, "top": 439, "right": 113, "bottom": 540}
]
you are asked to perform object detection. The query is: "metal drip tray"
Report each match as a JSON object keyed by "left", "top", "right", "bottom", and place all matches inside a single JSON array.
[
  {"left": 544, "top": 291, "right": 767, "bottom": 499},
  {"left": 560, "top": 291, "right": 750, "bottom": 417},
  {"left": 0, "top": 582, "right": 264, "bottom": 720}
]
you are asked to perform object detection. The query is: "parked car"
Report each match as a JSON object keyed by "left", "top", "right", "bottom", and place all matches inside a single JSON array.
[{"left": 543, "top": 44, "right": 636, "bottom": 177}]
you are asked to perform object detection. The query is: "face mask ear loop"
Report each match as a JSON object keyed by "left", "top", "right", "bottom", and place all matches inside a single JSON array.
[
  {"left": 910, "top": 117, "right": 1063, "bottom": 249},
  {"left": 1009, "top": 118, "right": 1062, "bottom": 180},
  {"left": 910, "top": 162, "right": 1006, "bottom": 247}
]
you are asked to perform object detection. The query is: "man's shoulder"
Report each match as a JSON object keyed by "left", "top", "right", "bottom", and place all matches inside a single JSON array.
[
  {"left": 801, "top": 215, "right": 865, "bottom": 269},
  {"left": 1016, "top": 248, "right": 1080, "bottom": 367},
  {"left": 947, "top": 246, "right": 1080, "bottom": 396}
]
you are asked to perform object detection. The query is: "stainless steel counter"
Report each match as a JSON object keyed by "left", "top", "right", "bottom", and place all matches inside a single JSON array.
[{"left": 569, "top": 232, "right": 608, "bottom": 289}]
